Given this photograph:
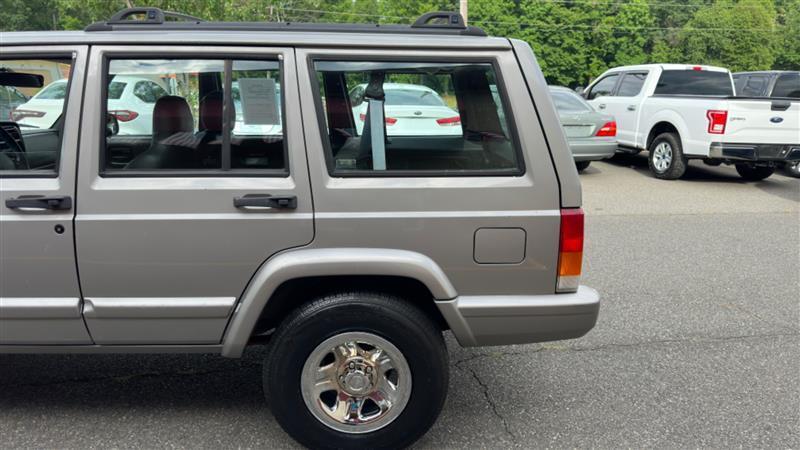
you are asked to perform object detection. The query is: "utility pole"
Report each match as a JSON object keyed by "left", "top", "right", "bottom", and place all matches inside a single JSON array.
[{"left": 460, "top": 0, "right": 468, "bottom": 25}]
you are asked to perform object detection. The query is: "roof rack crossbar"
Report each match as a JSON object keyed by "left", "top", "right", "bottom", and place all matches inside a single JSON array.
[{"left": 85, "top": 7, "right": 485, "bottom": 36}]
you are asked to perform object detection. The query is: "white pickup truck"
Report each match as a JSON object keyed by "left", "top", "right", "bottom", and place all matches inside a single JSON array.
[{"left": 582, "top": 64, "right": 800, "bottom": 180}]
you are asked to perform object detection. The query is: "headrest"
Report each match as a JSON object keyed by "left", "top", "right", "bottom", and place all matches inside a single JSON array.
[
  {"left": 152, "top": 96, "right": 193, "bottom": 140},
  {"left": 199, "top": 91, "right": 223, "bottom": 133}
]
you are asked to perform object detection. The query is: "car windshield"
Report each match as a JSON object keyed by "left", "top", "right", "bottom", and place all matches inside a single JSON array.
[
  {"left": 551, "top": 90, "right": 593, "bottom": 113},
  {"left": 385, "top": 89, "right": 445, "bottom": 107},
  {"left": 108, "top": 81, "right": 127, "bottom": 100}
]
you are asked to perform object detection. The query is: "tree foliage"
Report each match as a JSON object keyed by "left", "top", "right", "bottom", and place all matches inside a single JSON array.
[{"left": 1, "top": 0, "right": 797, "bottom": 86}]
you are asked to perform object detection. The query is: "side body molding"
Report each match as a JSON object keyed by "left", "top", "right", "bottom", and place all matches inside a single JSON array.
[{"left": 220, "top": 248, "right": 457, "bottom": 357}]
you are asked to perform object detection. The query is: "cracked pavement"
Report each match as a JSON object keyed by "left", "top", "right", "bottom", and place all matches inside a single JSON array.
[{"left": 1, "top": 156, "right": 799, "bottom": 448}]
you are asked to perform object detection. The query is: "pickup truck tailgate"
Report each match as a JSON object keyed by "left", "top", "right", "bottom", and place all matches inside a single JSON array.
[{"left": 725, "top": 99, "right": 800, "bottom": 144}]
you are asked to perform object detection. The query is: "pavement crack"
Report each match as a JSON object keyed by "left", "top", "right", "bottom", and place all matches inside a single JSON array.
[{"left": 455, "top": 359, "right": 516, "bottom": 441}]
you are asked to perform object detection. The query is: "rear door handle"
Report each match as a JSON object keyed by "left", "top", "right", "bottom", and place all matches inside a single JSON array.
[
  {"left": 597, "top": 104, "right": 606, "bottom": 110},
  {"left": 234, "top": 194, "right": 297, "bottom": 209},
  {"left": 627, "top": 105, "right": 636, "bottom": 111},
  {"left": 5, "top": 195, "right": 72, "bottom": 211}
]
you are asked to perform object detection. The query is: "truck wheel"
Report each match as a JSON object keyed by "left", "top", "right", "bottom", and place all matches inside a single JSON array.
[
  {"left": 785, "top": 161, "right": 800, "bottom": 178},
  {"left": 264, "top": 292, "right": 448, "bottom": 450},
  {"left": 575, "top": 161, "right": 591, "bottom": 172},
  {"left": 648, "top": 132, "right": 687, "bottom": 180},
  {"left": 735, "top": 164, "right": 775, "bottom": 181}
]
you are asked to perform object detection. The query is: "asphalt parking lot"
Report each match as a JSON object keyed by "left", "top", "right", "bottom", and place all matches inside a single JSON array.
[{"left": 1, "top": 154, "right": 798, "bottom": 448}]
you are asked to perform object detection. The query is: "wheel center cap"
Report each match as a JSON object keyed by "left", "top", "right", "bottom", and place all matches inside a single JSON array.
[{"left": 343, "top": 372, "right": 370, "bottom": 393}]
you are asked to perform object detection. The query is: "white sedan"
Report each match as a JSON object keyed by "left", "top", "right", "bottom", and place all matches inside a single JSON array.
[
  {"left": 15, "top": 75, "right": 167, "bottom": 135},
  {"left": 350, "top": 83, "right": 462, "bottom": 136}
]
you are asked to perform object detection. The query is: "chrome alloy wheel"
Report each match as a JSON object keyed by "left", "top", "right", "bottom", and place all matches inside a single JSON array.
[
  {"left": 300, "top": 332, "right": 412, "bottom": 434},
  {"left": 652, "top": 142, "right": 673, "bottom": 173}
]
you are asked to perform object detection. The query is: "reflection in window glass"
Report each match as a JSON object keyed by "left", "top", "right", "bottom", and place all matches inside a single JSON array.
[
  {"left": 0, "top": 58, "right": 72, "bottom": 174},
  {"left": 772, "top": 73, "right": 800, "bottom": 98},
  {"left": 103, "top": 58, "right": 286, "bottom": 173},
  {"left": 315, "top": 61, "right": 520, "bottom": 174}
]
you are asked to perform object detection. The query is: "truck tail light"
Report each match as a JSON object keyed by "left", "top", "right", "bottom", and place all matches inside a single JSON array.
[
  {"left": 436, "top": 116, "right": 461, "bottom": 126},
  {"left": 358, "top": 113, "right": 397, "bottom": 125},
  {"left": 595, "top": 121, "right": 617, "bottom": 137},
  {"left": 706, "top": 110, "right": 728, "bottom": 135},
  {"left": 10, "top": 109, "right": 45, "bottom": 121},
  {"left": 557, "top": 208, "right": 584, "bottom": 293},
  {"left": 108, "top": 110, "right": 139, "bottom": 122}
]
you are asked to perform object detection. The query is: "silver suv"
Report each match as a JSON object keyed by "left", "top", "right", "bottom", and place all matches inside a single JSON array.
[{"left": 0, "top": 9, "right": 599, "bottom": 449}]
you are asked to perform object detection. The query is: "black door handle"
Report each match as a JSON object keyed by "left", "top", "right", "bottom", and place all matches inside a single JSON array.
[
  {"left": 5, "top": 195, "right": 72, "bottom": 210},
  {"left": 233, "top": 194, "right": 297, "bottom": 209}
]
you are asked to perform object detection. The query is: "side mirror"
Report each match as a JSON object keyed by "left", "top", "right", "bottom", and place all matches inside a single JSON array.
[
  {"left": 106, "top": 113, "right": 119, "bottom": 137},
  {"left": 574, "top": 86, "right": 587, "bottom": 98}
]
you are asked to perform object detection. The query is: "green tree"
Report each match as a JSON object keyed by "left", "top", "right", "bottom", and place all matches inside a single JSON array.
[{"left": 680, "top": 0, "right": 778, "bottom": 71}]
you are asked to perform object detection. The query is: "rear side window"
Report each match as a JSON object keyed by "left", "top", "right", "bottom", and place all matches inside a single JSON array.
[
  {"left": 587, "top": 74, "right": 619, "bottom": 100},
  {"left": 313, "top": 61, "right": 521, "bottom": 176},
  {"left": 740, "top": 75, "right": 769, "bottom": 96},
  {"left": 617, "top": 72, "right": 647, "bottom": 97},
  {"left": 102, "top": 58, "right": 286, "bottom": 174},
  {"left": 772, "top": 73, "right": 800, "bottom": 98},
  {"left": 0, "top": 57, "right": 73, "bottom": 175},
  {"left": 654, "top": 70, "right": 733, "bottom": 96},
  {"left": 550, "top": 90, "right": 592, "bottom": 113}
]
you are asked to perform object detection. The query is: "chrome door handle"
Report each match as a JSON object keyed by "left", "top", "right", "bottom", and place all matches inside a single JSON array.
[{"left": 627, "top": 105, "right": 636, "bottom": 111}]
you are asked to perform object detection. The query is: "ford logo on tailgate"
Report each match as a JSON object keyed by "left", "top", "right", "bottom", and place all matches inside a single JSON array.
[{"left": 770, "top": 116, "right": 784, "bottom": 123}]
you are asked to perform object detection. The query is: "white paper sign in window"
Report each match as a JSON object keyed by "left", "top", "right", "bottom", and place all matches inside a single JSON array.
[{"left": 238, "top": 78, "right": 278, "bottom": 125}]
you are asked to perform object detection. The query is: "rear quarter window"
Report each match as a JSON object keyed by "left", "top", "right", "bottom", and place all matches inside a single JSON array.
[{"left": 654, "top": 70, "right": 733, "bottom": 96}]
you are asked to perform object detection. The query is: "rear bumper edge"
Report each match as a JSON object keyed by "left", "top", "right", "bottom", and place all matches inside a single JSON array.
[
  {"left": 435, "top": 285, "right": 600, "bottom": 347},
  {"left": 709, "top": 143, "right": 800, "bottom": 161}
]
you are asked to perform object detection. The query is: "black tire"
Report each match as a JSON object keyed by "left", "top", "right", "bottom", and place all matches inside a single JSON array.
[
  {"left": 735, "top": 164, "right": 775, "bottom": 181},
  {"left": 784, "top": 161, "right": 800, "bottom": 178},
  {"left": 575, "top": 161, "right": 591, "bottom": 172},
  {"left": 264, "top": 292, "right": 448, "bottom": 450},
  {"left": 647, "top": 132, "right": 687, "bottom": 180}
]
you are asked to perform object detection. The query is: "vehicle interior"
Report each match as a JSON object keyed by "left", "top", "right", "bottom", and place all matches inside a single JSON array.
[
  {"left": 0, "top": 62, "right": 68, "bottom": 173},
  {"left": 316, "top": 62, "right": 519, "bottom": 173},
  {"left": 104, "top": 59, "right": 285, "bottom": 173}
]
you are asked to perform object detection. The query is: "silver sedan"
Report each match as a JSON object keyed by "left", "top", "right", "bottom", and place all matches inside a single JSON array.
[{"left": 549, "top": 86, "right": 617, "bottom": 172}]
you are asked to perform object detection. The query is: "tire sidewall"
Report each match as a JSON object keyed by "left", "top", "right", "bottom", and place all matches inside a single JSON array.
[
  {"left": 265, "top": 295, "right": 447, "bottom": 450},
  {"left": 648, "top": 132, "right": 686, "bottom": 179}
]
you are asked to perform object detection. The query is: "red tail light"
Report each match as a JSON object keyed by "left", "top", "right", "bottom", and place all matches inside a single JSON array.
[
  {"left": 436, "top": 115, "right": 461, "bottom": 126},
  {"left": 10, "top": 109, "right": 45, "bottom": 121},
  {"left": 358, "top": 113, "right": 397, "bottom": 125},
  {"left": 595, "top": 121, "right": 617, "bottom": 137},
  {"left": 108, "top": 110, "right": 139, "bottom": 122},
  {"left": 706, "top": 110, "right": 727, "bottom": 134},
  {"left": 557, "top": 208, "right": 584, "bottom": 293},
  {"left": 692, "top": 66, "right": 703, "bottom": 71}
]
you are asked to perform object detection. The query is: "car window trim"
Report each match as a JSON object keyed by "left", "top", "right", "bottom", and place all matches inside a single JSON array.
[
  {"left": 0, "top": 52, "right": 78, "bottom": 179},
  {"left": 306, "top": 54, "right": 526, "bottom": 178},
  {"left": 97, "top": 51, "right": 289, "bottom": 178}
]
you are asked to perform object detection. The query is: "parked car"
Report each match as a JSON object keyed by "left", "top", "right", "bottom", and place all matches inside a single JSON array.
[
  {"left": 12, "top": 78, "right": 68, "bottom": 129},
  {"left": 1, "top": 8, "right": 600, "bottom": 450},
  {"left": 549, "top": 85, "right": 617, "bottom": 172},
  {"left": 16, "top": 75, "right": 168, "bottom": 134},
  {"left": 733, "top": 70, "right": 800, "bottom": 178},
  {"left": 0, "top": 85, "right": 29, "bottom": 122},
  {"left": 582, "top": 64, "right": 800, "bottom": 180},
  {"left": 350, "top": 82, "right": 462, "bottom": 136}
]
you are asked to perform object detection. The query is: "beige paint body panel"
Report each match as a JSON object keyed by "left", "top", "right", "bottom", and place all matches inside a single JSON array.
[{"left": 0, "top": 46, "right": 92, "bottom": 345}]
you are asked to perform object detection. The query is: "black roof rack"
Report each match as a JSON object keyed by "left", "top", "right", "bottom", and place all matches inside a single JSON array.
[{"left": 85, "top": 7, "right": 486, "bottom": 36}]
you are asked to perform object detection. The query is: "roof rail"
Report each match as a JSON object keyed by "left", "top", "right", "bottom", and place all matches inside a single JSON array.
[
  {"left": 86, "top": 7, "right": 204, "bottom": 31},
  {"left": 84, "top": 7, "right": 486, "bottom": 36}
]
